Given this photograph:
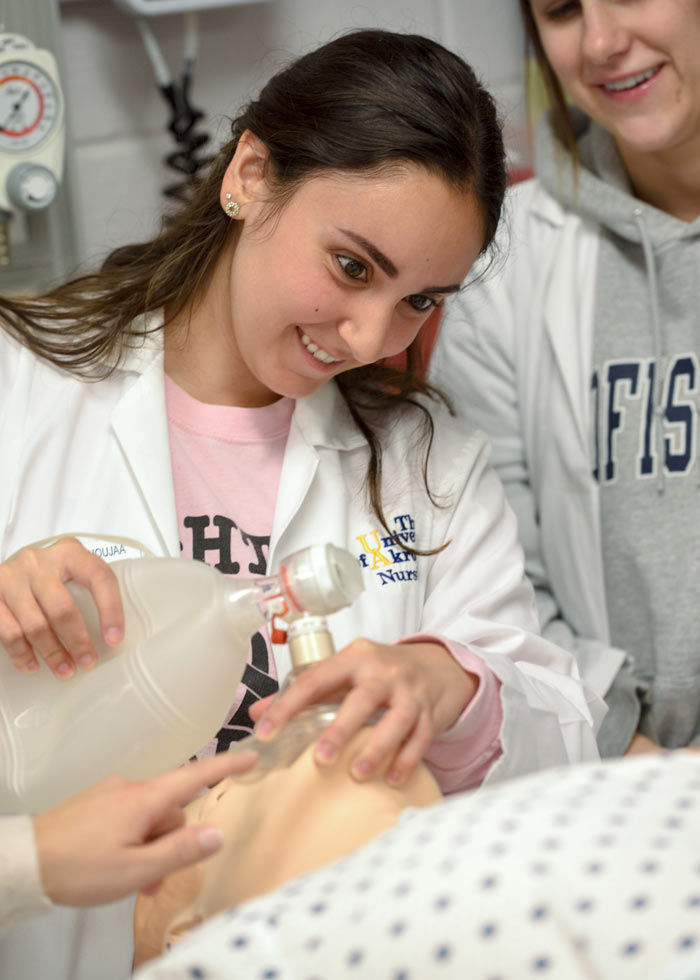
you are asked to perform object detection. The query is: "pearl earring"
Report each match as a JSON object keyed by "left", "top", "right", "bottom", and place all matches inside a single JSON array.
[{"left": 224, "top": 192, "right": 240, "bottom": 218}]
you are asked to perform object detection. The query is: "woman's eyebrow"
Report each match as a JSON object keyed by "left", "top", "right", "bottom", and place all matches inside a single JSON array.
[
  {"left": 421, "top": 282, "right": 463, "bottom": 295},
  {"left": 337, "top": 228, "right": 399, "bottom": 278},
  {"left": 337, "top": 227, "right": 463, "bottom": 295}
]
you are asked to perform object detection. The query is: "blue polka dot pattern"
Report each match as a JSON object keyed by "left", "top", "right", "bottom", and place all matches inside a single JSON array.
[
  {"left": 621, "top": 941, "right": 642, "bottom": 957},
  {"left": 629, "top": 895, "right": 649, "bottom": 910},
  {"left": 133, "top": 754, "right": 700, "bottom": 980}
]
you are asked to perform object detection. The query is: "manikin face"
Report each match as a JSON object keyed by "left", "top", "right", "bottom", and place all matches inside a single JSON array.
[
  {"left": 217, "top": 156, "right": 485, "bottom": 406},
  {"left": 530, "top": 0, "right": 700, "bottom": 158}
]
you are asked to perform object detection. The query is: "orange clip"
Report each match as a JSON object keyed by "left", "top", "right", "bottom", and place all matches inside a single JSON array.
[{"left": 270, "top": 616, "right": 288, "bottom": 644}]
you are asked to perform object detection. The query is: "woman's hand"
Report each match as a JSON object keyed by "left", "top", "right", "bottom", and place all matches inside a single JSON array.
[
  {"left": 33, "top": 749, "right": 259, "bottom": 907},
  {"left": 250, "top": 640, "right": 477, "bottom": 787},
  {"left": 0, "top": 538, "right": 124, "bottom": 678},
  {"left": 624, "top": 732, "right": 661, "bottom": 755}
]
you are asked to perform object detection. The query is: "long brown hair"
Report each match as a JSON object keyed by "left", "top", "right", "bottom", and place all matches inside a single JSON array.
[
  {"left": 0, "top": 29, "right": 506, "bottom": 546},
  {"left": 519, "top": 0, "right": 578, "bottom": 159}
]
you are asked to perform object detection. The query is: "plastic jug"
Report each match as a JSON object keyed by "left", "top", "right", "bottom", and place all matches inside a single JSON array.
[{"left": 0, "top": 543, "right": 363, "bottom": 813}]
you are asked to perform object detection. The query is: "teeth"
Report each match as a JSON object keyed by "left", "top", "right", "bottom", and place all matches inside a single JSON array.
[
  {"left": 300, "top": 331, "right": 342, "bottom": 364},
  {"left": 603, "top": 67, "right": 656, "bottom": 92}
]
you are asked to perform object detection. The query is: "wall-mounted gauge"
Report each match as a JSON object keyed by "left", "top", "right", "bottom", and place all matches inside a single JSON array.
[
  {"left": 0, "top": 33, "right": 65, "bottom": 213},
  {"left": 0, "top": 60, "right": 60, "bottom": 153}
]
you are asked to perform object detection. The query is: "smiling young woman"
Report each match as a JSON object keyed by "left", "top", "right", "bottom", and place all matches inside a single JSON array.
[
  {"left": 434, "top": 0, "right": 700, "bottom": 765},
  {"left": 0, "top": 28, "right": 601, "bottom": 980},
  {"left": 523, "top": 0, "right": 700, "bottom": 213},
  {"left": 164, "top": 152, "right": 483, "bottom": 407}
]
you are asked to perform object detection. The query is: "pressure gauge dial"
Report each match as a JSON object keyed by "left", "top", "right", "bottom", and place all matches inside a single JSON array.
[
  {"left": 0, "top": 33, "right": 65, "bottom": 214},
  {"left": 0, "top": 60, "right": 60, "bottom": 153}
]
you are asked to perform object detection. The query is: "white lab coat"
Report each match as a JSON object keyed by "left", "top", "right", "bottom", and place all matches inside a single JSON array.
[
  {"left": 0, "top": 319, "right": 601, "bottom": 980},
  {"left": 433, "top": 177, "right": 627, "bottom": 700}
]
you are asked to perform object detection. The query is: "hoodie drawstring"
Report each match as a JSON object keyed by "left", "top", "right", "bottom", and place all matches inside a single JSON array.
[{"left": 633, "top": 208, "right": 667, "bottom": 494}]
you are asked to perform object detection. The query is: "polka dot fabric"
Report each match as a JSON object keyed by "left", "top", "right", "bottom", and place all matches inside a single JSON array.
[{"left": 134, "top": 753, "right": 700, "bottom": 980}]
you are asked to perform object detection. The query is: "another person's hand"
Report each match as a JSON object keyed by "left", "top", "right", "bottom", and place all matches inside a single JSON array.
[
  {"left": 250, "top": 639, "right": 477, "bottom": 787},
  {"left": 0, "top": 537, "right": 123, "bottom": 678},
  {"left": 624, "top": 732, "right": 661, "bottom": 755},
  {"left": 33, "top": 749, "right": 259, "bottom": 907}
]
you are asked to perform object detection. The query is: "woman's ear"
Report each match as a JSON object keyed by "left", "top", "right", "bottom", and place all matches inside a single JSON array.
[{"left": 219, "top": 131, "right": 269, "bottom": 214}]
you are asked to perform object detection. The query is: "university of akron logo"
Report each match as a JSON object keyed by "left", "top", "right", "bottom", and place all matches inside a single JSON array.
[{"left": 356, "top": 513, "right": 418, "bottom": 586}]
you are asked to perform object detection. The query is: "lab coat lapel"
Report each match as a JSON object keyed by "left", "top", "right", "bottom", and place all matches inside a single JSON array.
[
  {"left": 541, "top": 219, "right": 599, "bottom": 455},
  {"left": 110, "top": 349, "right": 180, "bottom": 557},
  {"left": 268, "top": 383, "right": 365, "bottom": 567},
  {"left": 268, "top": 423, "right": 319, "bottom": 569},
  {"left": 540, "top": 219, "right": 609, "bottom": 638}
]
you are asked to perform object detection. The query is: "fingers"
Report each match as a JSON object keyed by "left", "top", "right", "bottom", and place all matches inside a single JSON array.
[
  {"left": 248, "top": 694, "right": 274, "bottom": 723},
  {"left": 142, "top": 749, "right": 260, "bottom": 815},
  {"left": 47, "top": 542, "right": 124, "bottom": 653},
  {"left": 128, "top": 753, "right": 261, "bottom": 895},
  {"left": 254, "top": 640, "right": 439, "bottom": 784},
  {"left": 255, "top": 639, "right": 470, "bottom": 787},
  {"left": 35, "top": 754, "right": 260, "bottom": 907},
  {"left": 16, "top": 575, "right": 93, "bottom": 678},
  {"left": 145, "top": 805, "right": 185, "bottom": 842},
  {"left": 0, "top": 601, "right": 40, "bottom": 672},
  {"left": 0, "top": 539, "right": 124, "bottom": 678},
  {"left": 313, "top": 679, "right": 389, "bottom": 767},
  {"left": 130, "top": 824, "right": 224, "bottom": 896},
  {"left": 377, "top": 711, "right": 434, "bottom": 786},
  {"left": 255, "top": 654, "right": 353, "bottom": 737},
  {"left": 317, "top": 685, "right": 432, "bottom": 785}
]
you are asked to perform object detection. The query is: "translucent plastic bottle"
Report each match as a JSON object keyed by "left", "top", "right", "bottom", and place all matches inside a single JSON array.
[{"left": 0, "top": 543, "right": 363, "bottom": 813}]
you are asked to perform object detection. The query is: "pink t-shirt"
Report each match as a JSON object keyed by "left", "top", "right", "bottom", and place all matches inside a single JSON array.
[
  {"left": 165, "top": 376, "right": 502, "bottom": 786},
  {"left": 165, "top": 375, "right": 294, "bottom": 755}
]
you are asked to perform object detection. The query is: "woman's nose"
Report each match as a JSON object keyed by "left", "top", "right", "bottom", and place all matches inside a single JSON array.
[
  {"left": 581, "top": 2, "right": 631, "bottom": 64},
  {"left": 337, "top": 303, "right": 396, "bottom": 365}
]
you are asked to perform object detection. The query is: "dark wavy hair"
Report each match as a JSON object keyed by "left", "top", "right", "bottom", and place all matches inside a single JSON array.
[{"left": 0, "top": 29, "right": 506, "bottom": 546}]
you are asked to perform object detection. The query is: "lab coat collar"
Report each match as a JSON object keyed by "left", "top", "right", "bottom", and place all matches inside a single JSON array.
[
  {"left": 110, "top": 343, "right": 180, "bottom": 557},
  {"left": 526, "top": 179, "right": 568, "bottom": 230},
  {"left": 292, "top": 383, "right": 367, "bottom": 452},
  {"left": 112, "top": 313, "right": 365, "bottom": 558},
  {"left": 117, "top": 310, "right": 167, "bottom": 376}
]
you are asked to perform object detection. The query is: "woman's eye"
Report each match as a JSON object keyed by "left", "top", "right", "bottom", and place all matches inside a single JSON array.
[
  {"left": 406, "top": 294, "right": 438, "bottom": 313},
  {"left": 543, "top": 0, "right": 579, "bottom": 20},
  {"left": 336, "top": 254, "right": 369, "bottom": 282}
]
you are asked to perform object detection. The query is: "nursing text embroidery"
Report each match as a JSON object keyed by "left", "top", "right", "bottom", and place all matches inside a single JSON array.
[{"left": 356, "top": 514, "right": 418, "bottom": 586}]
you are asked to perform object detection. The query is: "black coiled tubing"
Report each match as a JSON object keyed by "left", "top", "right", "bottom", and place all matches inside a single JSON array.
[{"left": 159, "top": 72, "right": 212, "bottom": 206}]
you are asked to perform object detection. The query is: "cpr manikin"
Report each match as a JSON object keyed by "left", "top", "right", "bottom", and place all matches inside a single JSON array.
[{"left": 133, "top": 731, "right": 441, "bottom": 965}]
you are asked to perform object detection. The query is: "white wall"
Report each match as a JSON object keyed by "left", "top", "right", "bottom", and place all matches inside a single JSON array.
[{"left": 56, "top": 0, "right": 526, "bottom": 268}]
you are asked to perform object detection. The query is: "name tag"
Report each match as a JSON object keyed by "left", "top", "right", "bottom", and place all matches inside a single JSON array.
[{"left": 80, "top": 538, "right": 148, "bottom": 562}]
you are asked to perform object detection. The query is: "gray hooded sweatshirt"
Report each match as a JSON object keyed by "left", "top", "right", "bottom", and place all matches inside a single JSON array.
[{"left": 535, "top": 110, "right": 700, "bottom": 754}]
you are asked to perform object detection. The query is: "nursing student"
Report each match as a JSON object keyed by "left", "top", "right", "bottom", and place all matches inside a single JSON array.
[
  {"left": 0, "top": 29, "right": 600, "bottom": 980},
  {"left": 433, "top": 0, "right": 700, "bottom": 758}
]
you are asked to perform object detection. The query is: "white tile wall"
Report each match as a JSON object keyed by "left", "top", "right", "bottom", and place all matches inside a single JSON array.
[{"left": 57, "top": 0, "right": 526, "bottom": 266}]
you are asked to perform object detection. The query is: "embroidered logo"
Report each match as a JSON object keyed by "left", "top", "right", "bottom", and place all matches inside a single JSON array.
[{"left": 356, "top": 513, "right": 418, "bottom": 586}]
